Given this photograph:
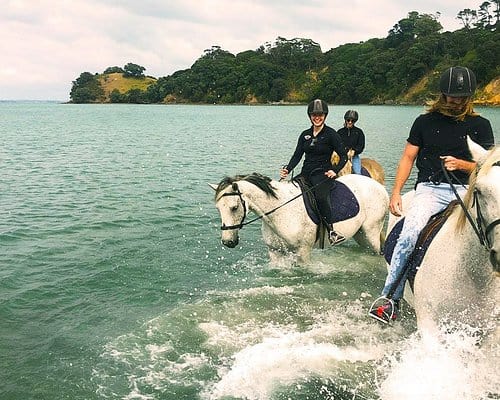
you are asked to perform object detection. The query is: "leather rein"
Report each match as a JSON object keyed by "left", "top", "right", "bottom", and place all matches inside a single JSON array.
[
  {"left": 441, "top": 160, "right": 500, "bottom": 251},
  {"left": 218, "top": 178, "right": 324, "bottom": 231}
]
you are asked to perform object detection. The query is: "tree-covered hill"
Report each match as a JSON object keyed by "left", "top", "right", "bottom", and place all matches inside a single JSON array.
[{"left": 70, "top": 6, "right": 500, "bottom": 105}]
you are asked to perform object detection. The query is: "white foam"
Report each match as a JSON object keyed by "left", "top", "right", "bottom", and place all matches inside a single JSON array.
[
  {"left": 378, "top": 330, "right": 500, "bottom": 400},
  {"left": 201, "top": 305, "right": 390, "bottom": 400}
]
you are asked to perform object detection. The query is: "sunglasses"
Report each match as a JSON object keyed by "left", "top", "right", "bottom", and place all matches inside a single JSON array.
[{"left": 346, "top": 119, "right": 355, "bottom": 123}]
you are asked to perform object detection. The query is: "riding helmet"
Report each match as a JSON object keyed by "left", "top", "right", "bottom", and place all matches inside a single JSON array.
[
  {"left": 307, "top": 99, "right": 329, "bottom": 116},
  {"left": 344, "top": 110, "right": 359, "bottom": 122},
  {"left": 439, "top": 66, "right": 477, "bottom": 97}
]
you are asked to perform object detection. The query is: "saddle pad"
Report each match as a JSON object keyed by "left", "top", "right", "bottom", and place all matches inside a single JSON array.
[
  {"left": 383, "top": 201, "right": 458, "bottom": 286},
  {"left": 299, "top": 180, "right": 360, "bottom": 225},
  {"left": 361, "top": 166, "right": 370, "bottom": 178}
]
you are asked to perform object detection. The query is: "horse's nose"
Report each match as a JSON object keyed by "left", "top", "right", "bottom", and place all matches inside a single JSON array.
[{"left": 222, "top": 238, "right": 239, "bottom": 248}]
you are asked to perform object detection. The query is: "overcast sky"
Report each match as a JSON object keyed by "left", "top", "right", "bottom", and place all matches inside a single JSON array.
[{"left": 0, "top": 0, "right": 478, "bottom": 100}]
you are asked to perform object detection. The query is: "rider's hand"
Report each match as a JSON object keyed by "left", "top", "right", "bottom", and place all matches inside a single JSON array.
[
  {"left": 325, "top": 170, "right": 337, "bottom": 179},
  {"left": 389, "top": 192, "right": 403, "bottom": 217},
  {"left": 279, "top": 168, "right": 289, "bottom": 179}
]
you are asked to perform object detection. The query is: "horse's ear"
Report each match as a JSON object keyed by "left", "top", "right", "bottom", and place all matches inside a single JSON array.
[
  {"left": 208, "top": 183, "right": 218, "bottom": 191},
  {"left": 467, "top": 136, "right": 488, "bottom": 166}
]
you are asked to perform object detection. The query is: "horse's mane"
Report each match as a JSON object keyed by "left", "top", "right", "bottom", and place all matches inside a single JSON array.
[
  {"left": 214, "top": 173, "right": 278, "bottom": 199},
  {"left": 457, "top": 145, "right": 500, "bottom": 230}
]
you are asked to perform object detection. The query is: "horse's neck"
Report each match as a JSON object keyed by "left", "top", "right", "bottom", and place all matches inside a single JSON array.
[
  {"left": 239, "top": 180, "right": 302, "bottom": 218},
  {"left": 448, "top": 208, "right": 491, "bottom": 282}
]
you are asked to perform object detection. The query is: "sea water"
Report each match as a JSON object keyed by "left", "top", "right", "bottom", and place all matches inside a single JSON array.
[{"left": 0, "top": 102, "right": 499, "bottom": 399}]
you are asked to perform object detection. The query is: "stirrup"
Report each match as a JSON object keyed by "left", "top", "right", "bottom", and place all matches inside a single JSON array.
[
  {"left": 328, "top": 231, "right": 346, "bottom": 246},
  {"left": 368, "top": 296, "right": 395, "bottom": 324}
]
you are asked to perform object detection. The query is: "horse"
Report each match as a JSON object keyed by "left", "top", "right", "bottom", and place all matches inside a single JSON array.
[
  {"left": 210, "top": 172, "right": 389, "bottom": 265},
  {"left": 387, "top": 138, "right": 499, "bottom": 341},
  {"left": 331, "top": 151, "right": 385, "bottom": 186}
]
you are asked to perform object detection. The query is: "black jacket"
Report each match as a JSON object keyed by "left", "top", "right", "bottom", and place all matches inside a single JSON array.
[
  {"left": 285, "top": 125, "right": 348, "bottom": 179},
  {"left": 337, "top": 125, "right": 365, "bottom": 155}
]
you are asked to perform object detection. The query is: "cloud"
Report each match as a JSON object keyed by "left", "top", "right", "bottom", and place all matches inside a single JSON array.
[{"left": 0, "top": 0, "right": 478, "bottom": 100}]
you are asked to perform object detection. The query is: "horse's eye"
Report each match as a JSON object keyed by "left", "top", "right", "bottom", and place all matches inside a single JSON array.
[{"left": 230, "top": 205, "right": 239, "bottom": 212}]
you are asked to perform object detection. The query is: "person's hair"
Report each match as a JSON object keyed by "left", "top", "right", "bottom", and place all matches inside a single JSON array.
[{"left": 425, "top": 93, "right": 478, "bottom": 121}]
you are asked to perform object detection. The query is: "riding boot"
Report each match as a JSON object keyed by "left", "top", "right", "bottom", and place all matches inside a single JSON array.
[{"left": 327, "top": 223, "right": 345, "bottom": 246}]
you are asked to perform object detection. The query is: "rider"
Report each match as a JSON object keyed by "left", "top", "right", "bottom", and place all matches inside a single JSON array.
[
  {"left": 337, "top": 110, "right": 365, "bottom": 174},
  {"left": 280, "top": 99, "right": 348, "bottom": 245},
  {"left": 369, "top": 66, "right": 494, "bottom": 324}
]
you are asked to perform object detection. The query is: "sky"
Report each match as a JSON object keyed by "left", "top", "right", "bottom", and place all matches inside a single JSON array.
[{"left": 0, "top": 0, "right": 480, "bottom": 101}]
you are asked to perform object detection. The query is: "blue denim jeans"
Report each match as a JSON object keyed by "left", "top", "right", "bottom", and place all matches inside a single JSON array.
[
  {"left": 382, "top": 182, "right": 466, "bottom": 300},
  {"left": 352, "top": 154, "right": 362, "bottom": 174}
]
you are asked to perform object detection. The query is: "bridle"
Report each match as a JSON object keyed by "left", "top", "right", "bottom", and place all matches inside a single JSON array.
[
  {"left": 218, "top": 189, "right": 249, "bottom": 231},
  {"left": 218, "top": 178, "right": 326, "bottom": 231},
  {"left": 442, "top": 160, "right": 500, "bottom": 250}
]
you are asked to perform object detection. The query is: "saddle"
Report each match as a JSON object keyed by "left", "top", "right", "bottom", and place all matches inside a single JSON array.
[
  {"left": 293, "top": 176, "right": 360, "bottom": 225},
  {"left": 383, "top": 200, "right": 459, "bottom": 289}
]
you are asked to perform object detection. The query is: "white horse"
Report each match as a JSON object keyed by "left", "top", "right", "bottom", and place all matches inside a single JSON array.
[
  {"left": 388, "top": 139, "right": 499, "bottom": 340},
  {"left": 210, "top": 172, "right": 389, "bottom": 265}
]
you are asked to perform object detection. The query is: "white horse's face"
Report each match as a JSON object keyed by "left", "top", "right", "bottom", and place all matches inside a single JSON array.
[
  {"left": 470, "top": 138, "right": 500, "bottom": 272},
  {"left": 475, "top": 161, "right": 500, "bottom": 272},
  {"left": 213, "top": 183, "right": 246, "bottom": 248}
]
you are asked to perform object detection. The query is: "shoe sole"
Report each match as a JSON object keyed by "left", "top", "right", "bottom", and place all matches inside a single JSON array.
[
  {"left": 329, "top": 237, "right": 346, "bottom": 246},
  {"left": 368, "top": 311, "right": 390, "bottom": 324}
]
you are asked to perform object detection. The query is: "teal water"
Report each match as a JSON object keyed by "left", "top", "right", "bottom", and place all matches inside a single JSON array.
[{"left": 1, "top": 102, "right": 499, "bottom": 400}]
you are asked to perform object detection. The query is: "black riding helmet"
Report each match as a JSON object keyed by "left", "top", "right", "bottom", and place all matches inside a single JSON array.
[
  {"left": 307, "top": 99, "right": 329, "bottom": 116},
  {"left": 439, "top": 66, "right": 477, "bottom": 97},
  {"left": 344, "top": 110, "right": 359, "bottom": 122}
]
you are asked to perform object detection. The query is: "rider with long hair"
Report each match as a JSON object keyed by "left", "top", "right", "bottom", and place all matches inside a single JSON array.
[
  {"left": 369, "top": 66, "right": 495, "bottom": 324},
  {"left": 280, "top": 99, "right": 348, "bottom": 245}
]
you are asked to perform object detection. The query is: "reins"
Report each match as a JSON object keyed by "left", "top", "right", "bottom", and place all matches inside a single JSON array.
[
  {"left": 441, "top": 160, "right": 500, "bottom": 250},
  {"left": 219, "top": 177, "right": 328, "bottom": 231}
]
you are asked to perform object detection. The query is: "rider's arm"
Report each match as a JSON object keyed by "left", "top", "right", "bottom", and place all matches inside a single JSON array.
[
  {"left": 281, "top": 134, "right": 305, "bottom": 177},
  {"left": 354, "top": 128, "right": 365, "bottom": 155},
  {"left": 390, "top": 142, "right": 419, "bottom": 216},
  {"left": 330, "top": 131, "right": 348, "bottom": 174}
]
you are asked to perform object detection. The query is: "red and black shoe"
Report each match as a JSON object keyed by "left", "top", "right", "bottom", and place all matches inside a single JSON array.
[{"left": 368, "top": 298, "right": 398, "bottom": 324}]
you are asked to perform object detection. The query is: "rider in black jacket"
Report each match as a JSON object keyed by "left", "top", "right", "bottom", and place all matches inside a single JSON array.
[
  {"left": 280, "top": 99, "right": 348, "bottom": 245},
  {"left": 337, "top": 110, "right": 365, "bottom": 174}
]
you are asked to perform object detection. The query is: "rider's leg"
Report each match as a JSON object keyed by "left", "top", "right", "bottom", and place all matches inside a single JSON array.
[
  {"left": 382, "top": 183, "right": 465, "bottom": 301},
  {"left": 352, "top": 155, "right": 362, "bottom": 174},
  {"left": 310, "top": 175, "right": 345, "bottom": 245}
]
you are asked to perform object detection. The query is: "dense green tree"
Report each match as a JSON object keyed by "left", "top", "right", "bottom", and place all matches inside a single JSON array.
[
  {"left": 123, "top": 63, "right": 146, "bottom": 78},
  {"left": 104, "top": 66, "right": 124, "bottom": 74},
  {"left": 70, "top": 2, "right": 498, "bottom": 105},
  {"left": 69, "top": 72, "right": 104, "bottom": 103}
]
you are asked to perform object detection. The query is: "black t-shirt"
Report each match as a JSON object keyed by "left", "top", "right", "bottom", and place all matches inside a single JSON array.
[
  {"left": 285, "top": 125, "right": 347, "bottom": 179},
  {"left": 408, "top": 112, "right": 494, "bottom": 184}
]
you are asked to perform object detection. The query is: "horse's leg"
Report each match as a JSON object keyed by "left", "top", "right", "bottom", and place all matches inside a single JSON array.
[
  {"left": 353, "top": 229, "right": 381, "bottom": 253},
  {"left": 353, "top": 212, "right": 386, "bottom": 253}
]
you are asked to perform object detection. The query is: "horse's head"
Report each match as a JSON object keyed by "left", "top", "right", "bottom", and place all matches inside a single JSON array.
[
  {"left": 210, "top": 173, "right": 279, "bottom": 249},
  {"left": 467, "top": 138, "right": 500, "bottom": 272},
  {"left": 209, "top": 178, "right": 247, "bottom": 248}
]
